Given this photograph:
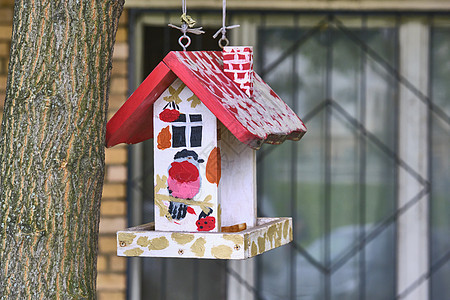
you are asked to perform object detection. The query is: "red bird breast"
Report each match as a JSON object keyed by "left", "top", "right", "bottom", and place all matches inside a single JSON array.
[{"left": 168, "top": 161, "right": 199, "bottom": 182}]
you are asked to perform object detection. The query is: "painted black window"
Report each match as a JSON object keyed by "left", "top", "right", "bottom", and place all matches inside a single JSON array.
[
  {"left": 172, "top": 126, "right": 186, "bottom": 147},
  {"left": 171, "top": 114, "right": 203, "bottom": 148},
  {"left": 190, "top": 126, "right": 202, "bottom": 147},
  {"left": 189, "top": 114, "right": 202, "bottom": 122}
]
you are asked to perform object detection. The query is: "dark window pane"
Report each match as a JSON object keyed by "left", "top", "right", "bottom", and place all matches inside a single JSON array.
[
  {"left": 142, "top": 26, "right": 221, "bottom": 79},
  {"left": 189, "top": 114, "right": 202, "bottom": 122},
  {"left": 172, "top": 126, "right": 186, "bottom": 147},
  {"left": 190, "top": 126, "right": 202, "bottom": 147}
]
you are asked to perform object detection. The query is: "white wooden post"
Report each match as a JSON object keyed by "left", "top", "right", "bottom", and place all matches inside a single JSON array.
[
  {"left": 128, "top": 144, "right": 143, "bottom": 300},
  {"left": 227, "top": 259, "right": 256, "bottom": 300},
  {"left": 397, "top": 17, "right": 430, "bottom": 300}
]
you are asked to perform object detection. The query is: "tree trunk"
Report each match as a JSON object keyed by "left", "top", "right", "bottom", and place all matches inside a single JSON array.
[{"left": 0, "top": 0, "right": 124, "bottom": 298}]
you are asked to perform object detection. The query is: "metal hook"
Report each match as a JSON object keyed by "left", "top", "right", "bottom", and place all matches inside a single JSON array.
[
  {"left": 218, "top": 37, "right": 229, "bottom": 49},
  {"left": 179, "top": 35, "right": 191, "bottom": 51}
]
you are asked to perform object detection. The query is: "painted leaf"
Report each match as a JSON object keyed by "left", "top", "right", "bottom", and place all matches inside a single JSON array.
[
  {"left": 187, "top": 94, "right": 201, "bottom": 108},
  {"left": 206, "top": 147, "right": 221, "bottom": 185},
  {"left": 187, "top": 206, "right": 196, "bottom": 215},
  {"left": 157, "top": 126, "right": 171, "bottom": 150},
  {"left": 163, "top": 84, "right": 185, "bottom": 104}
]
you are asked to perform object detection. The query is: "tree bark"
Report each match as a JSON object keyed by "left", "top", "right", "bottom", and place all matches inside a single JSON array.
[{"left": 0, "top": 0, "right": 124, "bottom": 298}]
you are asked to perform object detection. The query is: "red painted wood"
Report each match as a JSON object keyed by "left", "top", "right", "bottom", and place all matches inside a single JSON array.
[
  {"left": 252, "top": 72, "right": 307, "bottom": 144},
  {"left": 106, "top": 50, "right": 307, "bottom": 149},
  {"left": 163, "top": 51, "right": 262, "bottom": 148},
  {"left": 106, "top": 62, "right": 177, "bottom": 147},
  {"left": 163, "top": 51, "right": 306, "bottom": 149}
]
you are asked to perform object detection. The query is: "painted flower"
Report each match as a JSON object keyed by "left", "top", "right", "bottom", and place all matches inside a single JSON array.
[
  {"left": 196, "top": 216, "right": 216, "bottom": 231},
  {"left": 159, "top": 109, "right": 180, "bottom": 122}
]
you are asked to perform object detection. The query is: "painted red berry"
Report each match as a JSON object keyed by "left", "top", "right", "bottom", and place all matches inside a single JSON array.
[
  {"left": 159, "top": 109, "right": 180, "bottom": 122},
  {"left": 196, "top": 216, "right": 216, "bottom": 231}
]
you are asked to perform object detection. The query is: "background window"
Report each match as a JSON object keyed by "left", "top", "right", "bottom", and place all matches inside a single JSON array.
[
  {"left": 127, "top": 11, "right": 450, "bottom": 300},
  {"left": 430, "top": 24, "right": 450, "bottom": 300},
  {"left": 256, "top": 17, "right": 397, "bottom": 300}
]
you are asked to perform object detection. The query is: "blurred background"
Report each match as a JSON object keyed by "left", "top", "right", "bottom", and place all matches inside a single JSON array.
[
  {"left": 124, "top": 4, "right": 450, "bottom": 299},
  {"left": 1, "top": 1, "right": 449, "bottom": 299}
]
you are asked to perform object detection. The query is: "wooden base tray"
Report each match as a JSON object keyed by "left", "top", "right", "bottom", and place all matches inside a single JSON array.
[{"left": 117, "top": 217, "right": 293, "bottom": 259}]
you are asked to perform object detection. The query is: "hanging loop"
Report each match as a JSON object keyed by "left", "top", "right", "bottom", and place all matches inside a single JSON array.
[
  {"left": 218, "top": 37, "right": 229, "bottom": 48},
  {"left": 168, "top": 22, "right": 204, "bottom": 51},
  {"left": 178, "top": 35, "right": 192, "bottom": 51}
]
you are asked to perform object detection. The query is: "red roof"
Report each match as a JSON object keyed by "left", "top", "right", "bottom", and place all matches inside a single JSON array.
[{"left": 106, "top": 51, "right": 306, "bottom": 149}]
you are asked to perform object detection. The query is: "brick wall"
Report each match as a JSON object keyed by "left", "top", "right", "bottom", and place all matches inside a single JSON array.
[
  {"left": 0, "top": 2, "right": 129, "bottom": 299},
  {"left": 223, "top": 46, "right": 254, "bottom": 98}
]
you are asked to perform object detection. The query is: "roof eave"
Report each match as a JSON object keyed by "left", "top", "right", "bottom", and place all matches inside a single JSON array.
[{"left": 106, "top": 62, "right": 177, "bottom": 147}]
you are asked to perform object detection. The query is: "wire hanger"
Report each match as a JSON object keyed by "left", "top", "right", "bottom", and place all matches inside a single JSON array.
[
  {"left": 213, "top": 0, "right": 240, "bottom": 48},
  {"left": 168, "top": 0, "right": 205, "bottom": 51}
]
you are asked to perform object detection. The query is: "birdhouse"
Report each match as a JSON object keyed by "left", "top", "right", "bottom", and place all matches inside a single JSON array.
[{"left": 107, "top": 47, "right": 307, "bottom": 259}]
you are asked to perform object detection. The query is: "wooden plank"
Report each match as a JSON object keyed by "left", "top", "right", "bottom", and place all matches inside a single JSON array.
[
  {"left": 116, "top": 217, "right": 292, "bottom": 259},
  {"left": 245, "top": 218, "right": 293, "bottom": 258},
  {"left": 252, "top": 73, "right": 307, "bottom": 143},
  {"left": 219, "top": 123, "right": 257, "bottom": 228},
  {"left": 105, "top": 62, "right": 177, "bottom": 147},
  {"left": 397, "top": 19, "right": 430, "bottom": 300}
]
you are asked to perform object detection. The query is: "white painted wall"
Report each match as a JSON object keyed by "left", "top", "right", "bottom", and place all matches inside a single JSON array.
[
  {"left": 154, "top": 79, "right": 219, "bottom": 232},
  {"left": 219, "top": 123, "right": 257, "bottom": 228}
]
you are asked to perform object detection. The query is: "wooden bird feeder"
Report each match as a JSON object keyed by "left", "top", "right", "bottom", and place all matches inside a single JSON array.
[{"left": 107, "top": 47, "right": 307, "bottom": 259}]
